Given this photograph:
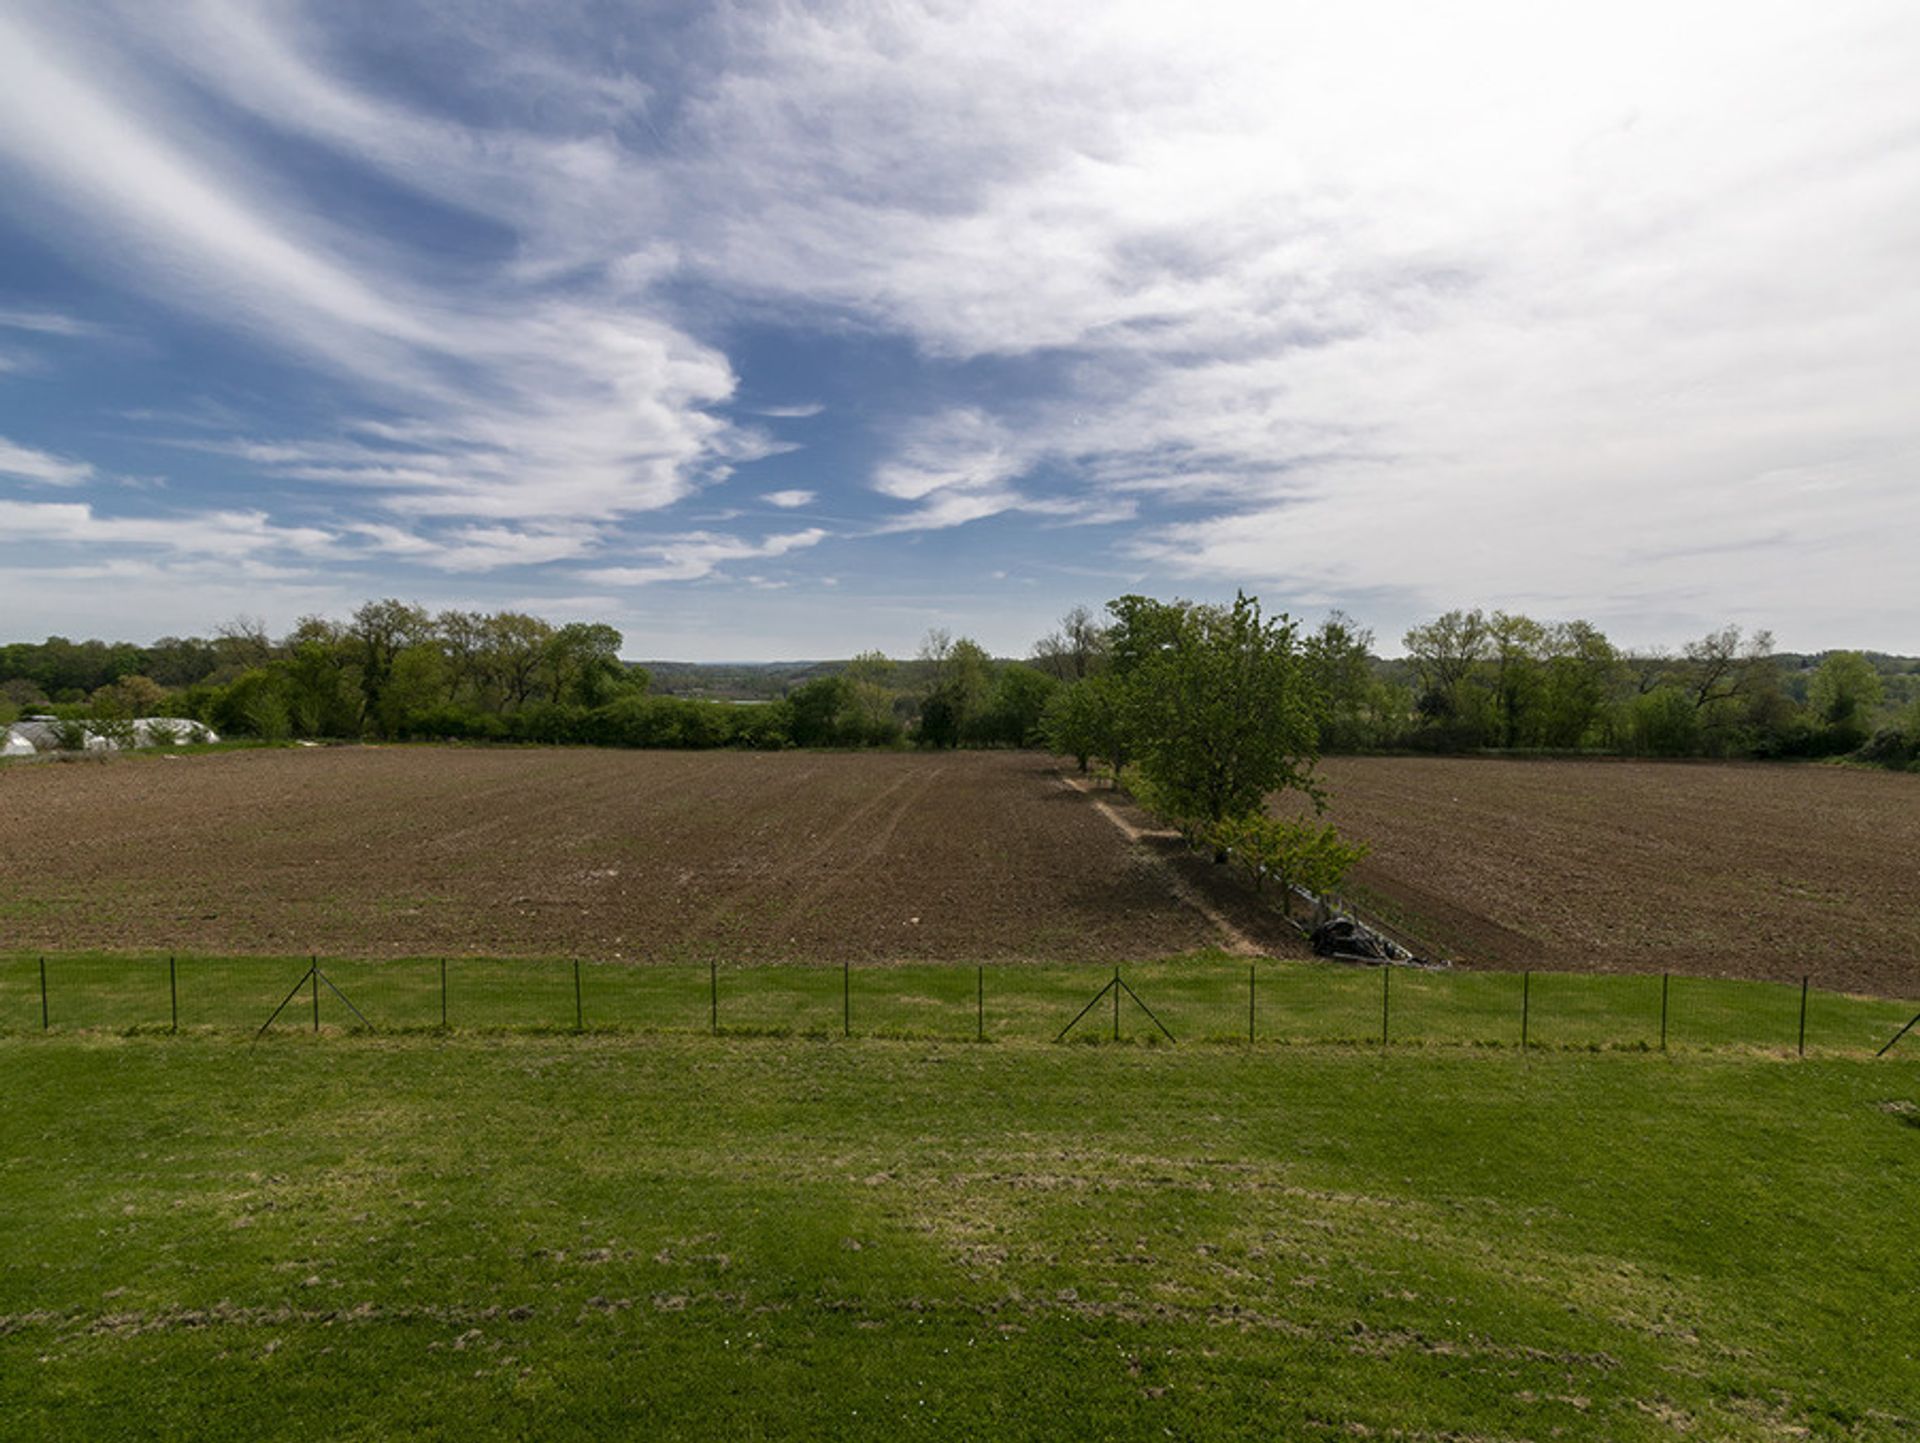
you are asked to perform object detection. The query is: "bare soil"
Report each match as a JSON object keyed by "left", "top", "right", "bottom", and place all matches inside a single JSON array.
[
  {"left": 1303, "top": 756, "right": 1920, "bottom": 994},
  {"left": 0, "top": 747, "right": 1301, "bottom": 963}
]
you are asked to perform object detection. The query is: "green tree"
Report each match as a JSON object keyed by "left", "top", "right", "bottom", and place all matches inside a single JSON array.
[
  {"left": 544, "top": 623, "right": 629, "bottom": 707},
  {"left": 974, "top": 663, "right": 1057, "bottom": 746},
  {"left": 1305, "top": 612, "right": 1378, "bottom": 751},
  {"left": 1808, "top": 651, "right": 1884, "bottom": 745},
  {"left": 1042, "top": 673, "right": 1127, "bottom": 777},
  {"left": 916, "top": 632, "right": 992, "bottom": 747},
  {"left": 484, "top": 612, "right": 554, "bottom": 709},
  {"left": 1031, "top": 604, "right": 1108, "bottom": 682},
  {"left": 1535, "top": 621, "right": 1617, "bottom": 748},
  {"left": 348, "top": 599, "right": 432, "bottom": 735},
  {"left": 1109, "top": 592, "right": 1323, "bottom": 853},
  {"left": 1403, "top": 608, "right": 1494, "bottom": 744}
]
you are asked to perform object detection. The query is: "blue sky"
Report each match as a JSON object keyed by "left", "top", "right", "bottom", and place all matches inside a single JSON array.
[{"left": 1, "top": 1, "right": 1916, "bottom": 660}]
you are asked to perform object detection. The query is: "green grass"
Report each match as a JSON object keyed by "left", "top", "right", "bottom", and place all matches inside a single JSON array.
[
  {"left": 3, "top": 951, "right": 1917, "bottom": 1055},
  {"left": 1, "top": 1032, "right": 1917, "bottom": 1439}
]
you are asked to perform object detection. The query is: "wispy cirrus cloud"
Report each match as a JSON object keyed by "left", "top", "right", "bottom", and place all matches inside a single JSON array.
[
  {"left": 0, "top": 0, "right": 1915, "bottom": 652},
  {"left": 0, "top": 437, "right": 95, "bottom": 487},
  {"left": 583, "top": 528, "right": 829, "bottom": 586}
]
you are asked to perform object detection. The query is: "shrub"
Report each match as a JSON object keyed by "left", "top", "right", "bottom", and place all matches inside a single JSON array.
[{"left": 1208, "top": 813, "right": 1370, "bottom": 916}]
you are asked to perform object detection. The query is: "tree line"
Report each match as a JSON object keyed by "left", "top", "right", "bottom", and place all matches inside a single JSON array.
[
  {"left": 3, "top": 597, "right": 1916, "bottom": 770},
  {"left": 0, "top": 602, "right": 1064, "bottom": 752}
]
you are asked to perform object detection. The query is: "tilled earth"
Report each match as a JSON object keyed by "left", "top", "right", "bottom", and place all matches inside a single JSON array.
[
  {"left": 1307, "top": 756, "right": 1920, "bottom": 994},
  {"left": 0, "top": 747, "right": 1299, "bottom": 963}
]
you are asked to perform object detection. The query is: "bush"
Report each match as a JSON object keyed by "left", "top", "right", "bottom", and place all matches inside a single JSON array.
[{"left": 1209, "top": 813, "right": 1370, "bottom": 915}]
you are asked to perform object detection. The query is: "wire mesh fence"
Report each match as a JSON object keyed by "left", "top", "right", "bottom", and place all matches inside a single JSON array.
[{"left": 2, "top": 952, "right": 1917, "bottom": 1055}]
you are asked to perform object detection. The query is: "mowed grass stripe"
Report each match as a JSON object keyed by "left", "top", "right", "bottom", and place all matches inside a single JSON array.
[
  {"left": 1, "top": 1034, "right": 1916, "bottom": 1440},
  {"left": 4, "top": 952, "right": 1917, "bottom": 1055}
]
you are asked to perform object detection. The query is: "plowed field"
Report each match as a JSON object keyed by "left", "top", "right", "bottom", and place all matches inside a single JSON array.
[
  {"left": 0, "top": 747, "right": 1294, "bottom": 962},
  {"left": 1308, "top": 756, "right": 1920, "bottom": 993}
]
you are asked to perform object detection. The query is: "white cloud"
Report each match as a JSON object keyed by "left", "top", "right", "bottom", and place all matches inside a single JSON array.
[
  {"left": 0, "top": 498, "right": 336, "bottom": 558},
  {"left": 0, "top": 6, "right": 742, "bottom": 540},
  {"left": 761, "top": 489, "right": 816, "bottom": 509},
  {"left": 0, "top": 436, "right": 94, "bottom": 486},
  {"left": 0, "top": 308, "right": 106, "bottom": 337},
  {"left": 0, "top": 1, "right": 1915, "bottom": 643},
  {"left": 583, "top": 528, "right": 829, "bottom": 586}
]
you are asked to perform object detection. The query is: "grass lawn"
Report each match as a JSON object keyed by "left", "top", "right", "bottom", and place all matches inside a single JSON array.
[{"left": 2, "top": 1033, "right": 1917, "bottom": 1439}]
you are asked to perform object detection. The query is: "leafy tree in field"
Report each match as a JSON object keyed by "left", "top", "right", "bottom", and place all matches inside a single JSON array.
[
  {"left": 544, "top": 622, "right": 630, "bottom": 707},
  {"left": 89, "top": 673, "right": 167, "bottom": 719},
  {"left": 1485, "top": 612, "right": 1547, "bottom": 747},
  {"left": 1109, "top": 592, "right": 1323, "bottom": 853},
  {"left": 349, "top": 599, "right": 433, "bottom": 734},
  {"left": 437, "top": 609, "right": 491, "bottom": 703},
  {"left": 1808, "top": 650, "right": 1884, "bottom": 746},
  {"left": 1042, "top": 672, "right": 1127, "bottom": 776},
  {"left": 1403, "top": 608, "right": 1490, "bottom": 728},
  {"left": 972, "top": 663, "right": 1057, "bottom": 746},
  {"left": 282, "top": 635, "right": 358, "bottom": 738},
  {"left": 1031, "top": 604, "right": 1109, "bottom": 682},
  {"left": 1305, "top": 612, "right": 1379, "bottom": 751},
  {"left": 787, "top": 675, "right": 850, "bottom": 747},
  {"left": 1625, "top": 685, "right": 1701, "bottom": 756},
  {"left": 1536, "top": 621, "right": 1617, "bottom": 748},
  {"left": 916, "top": 631, "right": 992, "bottom": 747},
  {"left": 377, "top": 644, "right": 451, "bottom": 737},
  {"left": 484, "top": 612, "right": 553, "bottom": 709},
  {"left": 212, "top": 667, "right": 292, "bottom": 741},
  {"left": 1676, "top": 624, "right": 1782, "bottom": 751},
  {"left": 841, "top": 651, "right": 903, "bottom": 744}
]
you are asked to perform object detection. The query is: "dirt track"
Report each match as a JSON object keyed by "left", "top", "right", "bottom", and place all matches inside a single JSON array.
[
  {"left": 1307, "top": 756, "right": 1920, "bottom": 993},
  {"left": 0, "top": 747, "right": 1300, "bottom": 963}
]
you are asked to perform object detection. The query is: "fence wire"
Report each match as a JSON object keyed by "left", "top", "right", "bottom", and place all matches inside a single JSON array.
[{"left": 3, "top": 953, "right": 1916, "bottom": 1055}]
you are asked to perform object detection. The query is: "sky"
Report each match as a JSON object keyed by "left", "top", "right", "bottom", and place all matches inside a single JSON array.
[{"left": 1, "top": 1, "right": 1916, "bottom": 661}]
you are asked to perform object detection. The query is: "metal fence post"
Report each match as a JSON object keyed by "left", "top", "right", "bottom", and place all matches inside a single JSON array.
[
  {"left": 1113, "top": 965, "right": 1121, "bottom": 1042},
  {"left": 1248, "top": 963, "right": 1255, "bottom": 1044},
  {"left": 1381, "top": 966, "right": 1390, "bottom": 1046},
  {"left": 39, "top": 956, "right": 48, "bottom": 1031},
  {"left": 710, "top": 959, "right": 718, "bottom": 1035},
  {"left": 843, "top": 960, "right": 850, "bottom": 1038},
  {"left": 440, "top": 958, "right": 448, "bottom": 1030},
  {"left": 574, "top": 959, "right": 584, "bottom": 1033},
  {"left": 976, "top": 964, "right": 984, "bottom": 1042},
  {"left": 1798, "top": 975, "right": 1808, "bottom": 1057},
  {"left": 1660, "top": 972, "right": 1669, "bottom": 1052},
  {"left": 311, "top": 957, "right": 319, "bottom": 1033},
  {"left": 1521, "top": 970, "right": 1530, "bottom": 1051},
  {"left": 169, "top": 955, "right": 178, "bottom": 1033}
]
